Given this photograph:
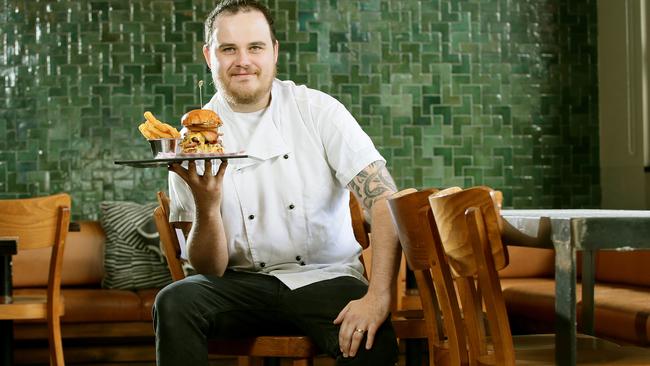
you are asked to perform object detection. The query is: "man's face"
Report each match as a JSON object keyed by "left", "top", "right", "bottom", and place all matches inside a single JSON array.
[{"left": 203, "top": 10, "right": 278, "bottom": 108}]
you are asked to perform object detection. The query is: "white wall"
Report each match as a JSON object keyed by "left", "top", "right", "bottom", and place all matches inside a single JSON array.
[{"left": 598, "top": 0, "right": 650, "bottom": 209}]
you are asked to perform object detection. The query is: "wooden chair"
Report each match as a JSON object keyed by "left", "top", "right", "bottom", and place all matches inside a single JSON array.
[
  {"left": 154, "top": 191, "right": 317, "bottom": 366},
  {"left": 0, "top": 193, "right": 71, "bottom": 366},
  {"left": 429, "top": 186, "right": 650, "bottom": 365},
  {"left": 387, "top": 187, "right": 467, "bottom": 366}
]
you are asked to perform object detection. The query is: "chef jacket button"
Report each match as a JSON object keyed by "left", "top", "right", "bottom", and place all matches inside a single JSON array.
[
  {"left": 288, "top": 204, "right": 295, "bottom": 210},
  {"left": 295, "top": 255, "right": 302, "bottom": 261},
  {"left": 248, "top": 214, "right": 255, "bottom": 220},
  {"left": 260, "top": 262, "right": 266, "bottom": 268},
  {"left": 300, "top": 261, "right": 306, "bottom": 266},
  {"left": 283, "top": 154, "right": 289, "bottom": 159}
]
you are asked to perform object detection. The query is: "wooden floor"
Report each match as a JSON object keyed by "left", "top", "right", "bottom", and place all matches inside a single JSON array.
[
  {"left": 16, "top": 340, "right": 417, "bottom": 365},
  {"left": 63, "top": 354, "right": 409, "bottom": 366}
]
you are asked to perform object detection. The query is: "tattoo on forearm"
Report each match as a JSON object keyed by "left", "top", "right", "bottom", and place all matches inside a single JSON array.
[{"left": 348, "top": 161, "right": 397, "bottom": 211}]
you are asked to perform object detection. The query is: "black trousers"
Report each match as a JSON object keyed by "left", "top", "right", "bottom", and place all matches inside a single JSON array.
[{"left": 153, "top": 271, "right": 399, "bottom": 366}]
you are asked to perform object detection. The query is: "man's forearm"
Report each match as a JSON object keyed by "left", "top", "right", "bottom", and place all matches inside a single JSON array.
[
  {"left": 186, "top": 209, "right": 229, "bottom": 276},
  {"left": 366, "top": 197, "right": 401, "bottom": 297},
  {"left": 346, "top": 160, "right": 400, "bottom": 299}
]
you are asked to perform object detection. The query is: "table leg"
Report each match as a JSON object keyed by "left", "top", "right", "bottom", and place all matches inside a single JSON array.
[
  {"left": 0, "top": 253, "right": 10, "bottom": 301},
  {"left": 555, "top": 241, "right": 577, "bottom": 366},
  {"left": 0, "top": 321, "right": 11, "bottom": 366},
  {"left": 0, "top": 254, "right": 13, "bottom": 366},
  {"left": 581, "top": 250, "right": 596, "bottom": 335}
]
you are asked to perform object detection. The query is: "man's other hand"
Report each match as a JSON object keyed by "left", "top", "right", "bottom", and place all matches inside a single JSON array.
[{"left": 333, "top": 291, "right": 391, "bottom": 358}]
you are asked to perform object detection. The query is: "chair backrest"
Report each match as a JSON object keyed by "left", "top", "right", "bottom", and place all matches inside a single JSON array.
[
  {"left": 429, "top": 187, "right": 515, "bottom": 366},
  {"left": 0, "top": 193, "right": 71, "bottom": 301},
  {"left": 154, "top": 192, "right": 185, "bottom": 281},
  {"left": 155, "top": 191, "right": 371, "bottom": 281},
  {"left": 387, "top": 188, "right": 468, "bottom": 366},
  {"left": 0, "top": 194, "right": 71, "bottom": 250},
  {"left": 429, "top": 186, "right": 507, "bottom": 276}
]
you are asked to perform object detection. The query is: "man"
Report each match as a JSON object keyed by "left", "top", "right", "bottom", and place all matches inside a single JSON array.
[{"left": 154, "top": 1, "right": 401, "bottom": 365}]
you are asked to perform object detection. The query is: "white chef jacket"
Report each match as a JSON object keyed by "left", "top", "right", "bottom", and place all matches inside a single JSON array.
[{"left": 168, "top": 79, "right": 385, "bottom": 289}]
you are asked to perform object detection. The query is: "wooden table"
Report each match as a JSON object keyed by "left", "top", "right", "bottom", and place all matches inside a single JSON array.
[
  {"left": 500, "top": 209, "right": 650, "bottom": 366},
  {"left": 0, "top": 237, "right": 18, "bottom": 366}
]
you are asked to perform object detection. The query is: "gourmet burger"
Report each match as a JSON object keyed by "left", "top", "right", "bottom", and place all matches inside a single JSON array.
[{"left": 179, "top": 109, "right": 224, "bottom": 154}]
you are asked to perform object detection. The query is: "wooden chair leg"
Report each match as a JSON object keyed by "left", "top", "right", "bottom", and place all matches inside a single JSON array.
[{"left": 48, "top": 314, "right": 64, "bottom": 366}]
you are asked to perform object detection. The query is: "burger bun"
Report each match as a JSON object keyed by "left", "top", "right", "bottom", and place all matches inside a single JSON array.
[{"left": 181, "top": 109, "right": 222, "bottom": 129}]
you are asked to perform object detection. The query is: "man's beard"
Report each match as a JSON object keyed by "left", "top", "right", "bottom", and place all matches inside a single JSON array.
[{"left": 215, "top": 66, "right": 276, "bottom": 106}]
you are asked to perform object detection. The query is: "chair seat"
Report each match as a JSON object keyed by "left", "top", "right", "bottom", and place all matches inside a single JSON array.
[
  {"left": 208, "top": 335, "right": 319, "bottom": 358},
  {"left": 394, "top": 308, "right": 423, "bottom": 319},
  {"left": 391, "top": 316, "right": 427, "bottom": 339},
  {"left": 0, "top": 295, "right": 64, "bottom": 320}
]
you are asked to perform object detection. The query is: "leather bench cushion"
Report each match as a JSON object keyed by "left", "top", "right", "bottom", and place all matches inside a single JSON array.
[
  {"left": 13, "top": 221, "right": 105, "bottom": 288},
  {"left": 501, "top": 278, "right": 650, "bottom": 346},
  {"left": 590, "top": 283, "right": 650, "bottom": 345},
  {"left": 14, "top": 288, "right": 148, "bottom": 323},
  {"left": 137, "top": 288, "right": 159, "bottom": 322},
  {"left": 498, "top": 247, "right": 555, "bottom": 278},
  {"left": 596, "top": 251, "right": 650, "bottom": 288},
  {"left": 501, "top": 278, "right": 564, "bottom": 327}
]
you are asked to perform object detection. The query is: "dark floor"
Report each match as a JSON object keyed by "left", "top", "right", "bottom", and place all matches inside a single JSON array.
[
  {"left": 64, "top": 354, "right": 411, "bottom": 366},
  {"left": 16, "top": 338, "right": 422, "bottom": 365},
  {"left": 66, "top": 357, "right": 405, "bottom": 366}
]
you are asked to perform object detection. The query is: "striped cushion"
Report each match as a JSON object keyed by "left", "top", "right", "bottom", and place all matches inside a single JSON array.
[{"left": 100, "top": 201, "right": 172, "bottom": 289}]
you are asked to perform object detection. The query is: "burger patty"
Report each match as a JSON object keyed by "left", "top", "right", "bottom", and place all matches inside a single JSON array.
[{"left": 180, "top": 131, "right": 224, "bottom": 153}]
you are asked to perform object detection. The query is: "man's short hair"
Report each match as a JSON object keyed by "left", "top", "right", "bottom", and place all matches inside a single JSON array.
[{"left": 204, "top": 0, "right": 277, "bottom": 46}]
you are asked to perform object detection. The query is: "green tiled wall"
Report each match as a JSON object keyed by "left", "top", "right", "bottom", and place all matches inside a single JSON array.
[{"left": 0, "top": 0, "right": 599, "bottom": 220}]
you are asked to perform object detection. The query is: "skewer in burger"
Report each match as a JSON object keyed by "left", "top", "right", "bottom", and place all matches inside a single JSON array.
[{"left": 179, "top": 109, "right": 224, "bottom": 154}]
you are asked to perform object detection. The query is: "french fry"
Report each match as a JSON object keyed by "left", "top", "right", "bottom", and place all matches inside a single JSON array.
[
  {"left": 139, "top": 120, "right": 167, "bottom": 139},
  {"left": 152, "top": 121, "right": 177, "bottom": 136},
  {"left": 138, "top": 123, "right": 151, "bottom": 139},
  {"left": 144, "top": 111, "right": 157, "bottom": 123},
  {"left": 145, "top": 124, "right": 167, "bottom": 138},
  {"left": 139, "top": 111, "right": 181, "bottom": 139}
]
